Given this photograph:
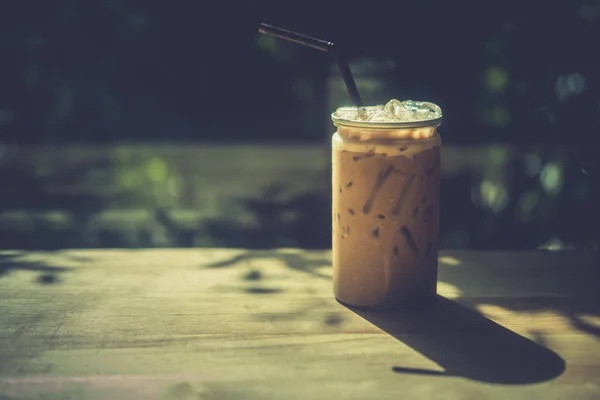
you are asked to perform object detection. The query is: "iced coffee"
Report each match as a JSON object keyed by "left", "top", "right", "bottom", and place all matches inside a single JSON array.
[{"left": 332, "top": 99, "right": 443, "bottom": 308}]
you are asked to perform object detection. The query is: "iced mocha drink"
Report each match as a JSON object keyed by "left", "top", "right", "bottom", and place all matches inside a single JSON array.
[{"left": 332, "top": 100, "right": 442, "bottom": 308}]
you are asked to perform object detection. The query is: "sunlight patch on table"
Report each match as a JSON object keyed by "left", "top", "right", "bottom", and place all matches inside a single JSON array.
[
  {"left": 439, "top": 256, "right": 462, "bottom": 266},
  {"left": 474, "top": 303, "right": 577, "bottom": 335},
  {"left": 313, "top": 266, "right": 332, "bottom": 278},
  {"left": 436, "top": 282, "right": 462, "bottom": 298},
  {"left": 575, "top": 313, "right": 600, "bottom": 329}
]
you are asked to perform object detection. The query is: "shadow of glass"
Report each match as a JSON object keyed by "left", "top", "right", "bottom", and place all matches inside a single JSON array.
[{"left": 348, "top": 296, "right": 565, "bottom": 384}]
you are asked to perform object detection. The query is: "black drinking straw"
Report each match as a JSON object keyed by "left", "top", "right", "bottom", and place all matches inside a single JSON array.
[{"left": 258, "top": 23, "right": 363, "bottom": 108}]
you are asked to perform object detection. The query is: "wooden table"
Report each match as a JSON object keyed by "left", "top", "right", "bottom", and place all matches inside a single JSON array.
[{"left": 1, "top": 249, "right": 599, "bottom": 399}]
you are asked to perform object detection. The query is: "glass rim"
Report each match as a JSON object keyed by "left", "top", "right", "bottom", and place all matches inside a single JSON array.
[{"left": 331, "top": 113, "right": 443, "bottom": 129}]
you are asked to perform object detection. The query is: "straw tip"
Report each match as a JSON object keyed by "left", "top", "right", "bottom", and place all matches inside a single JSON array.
[{"left": 258, "top": 22, "right": 269, "bottom": 34}]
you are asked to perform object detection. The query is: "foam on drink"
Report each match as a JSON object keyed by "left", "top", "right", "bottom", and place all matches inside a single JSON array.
[
  {"left": 335, "top": 99, "right": 442, "bottom": 123},
  {"left": 332, "top": 99, "right": 442, "bottom": 158}
]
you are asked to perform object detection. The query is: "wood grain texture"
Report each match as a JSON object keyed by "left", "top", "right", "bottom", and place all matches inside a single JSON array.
[{"left": 0, "top": 249, "right": 599, "bottom": 399}]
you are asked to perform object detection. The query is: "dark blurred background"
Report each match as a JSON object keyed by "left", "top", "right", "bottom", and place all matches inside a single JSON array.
[{"left": 0, "top": 0, "right": 599, "bottom": 250}]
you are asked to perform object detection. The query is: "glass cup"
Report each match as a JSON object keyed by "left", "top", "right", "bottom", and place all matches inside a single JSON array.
[{"left": 331, "top": 108, "right": 442, "bottom": 308}]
